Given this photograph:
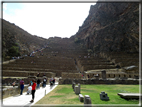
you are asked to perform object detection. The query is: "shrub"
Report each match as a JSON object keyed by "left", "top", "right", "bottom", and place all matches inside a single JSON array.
[
  {"left": 8, "top": 46, "right": 20, "bottom": 57},
  {"left": 87, "top": 49, "right": 93, "bottom": 53},
  {"left": 74, "top": 37, "right": 79, "bottom": 43}
]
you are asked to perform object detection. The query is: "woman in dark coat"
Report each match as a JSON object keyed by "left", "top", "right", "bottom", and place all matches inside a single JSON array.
[{"left": 20, "top": 79, "right": 24, "bottom": 95}]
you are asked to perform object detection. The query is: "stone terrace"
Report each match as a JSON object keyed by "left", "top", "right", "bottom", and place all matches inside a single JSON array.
[{"left": 2, "top": 38, "right": 139, "bottom": 82}]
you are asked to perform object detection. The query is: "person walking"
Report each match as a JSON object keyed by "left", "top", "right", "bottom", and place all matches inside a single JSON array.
[
  {"left": 30, "top": 79, "right": 36, "bottom": 103},
  {"left": 43, "top": 78, "right": 47, "bottom": 88},
  {"left": 53, "top": 77, "right": 55, "bottom": 85},
  {"left": 37, "top": 79, "right": 40, "bottom": 89},
  {"left": 20, "top": 79, "right": 24, "bottom": 95}
]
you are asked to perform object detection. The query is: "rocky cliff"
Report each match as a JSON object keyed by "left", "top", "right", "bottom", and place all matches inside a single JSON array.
[
  {"left": 2, "top": 19, "right": 48, "bottom": 61},
  {"left": 2, "top": 2, "right": 139, "bottom": 61},
  {"left": 74, "top": 2, "right": 139, "bottom": 53}
]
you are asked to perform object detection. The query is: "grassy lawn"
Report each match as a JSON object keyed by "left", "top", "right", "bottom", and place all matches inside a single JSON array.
[{"left": 35, "top": 84, "right": 139, "bottom": 105}]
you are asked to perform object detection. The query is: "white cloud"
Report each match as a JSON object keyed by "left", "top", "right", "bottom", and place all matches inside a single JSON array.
[
  {"left": 3, "top": 3, "right": 95, "bottom": 39},
  {"left": 3, "top": 3, "right": 7, "bottom": 10}
]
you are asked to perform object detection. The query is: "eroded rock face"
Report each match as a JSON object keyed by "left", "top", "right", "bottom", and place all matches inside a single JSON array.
[{"left": 75, "top": 2, "right": 139, "bottom": 53}]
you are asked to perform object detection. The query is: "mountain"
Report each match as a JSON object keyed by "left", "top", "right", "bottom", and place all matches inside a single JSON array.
[
  {"left": 2, "top": 2, "right": 139, "bottom": 61},
  {"left": 74, "top": 2, "right": 139, "bottom": 53},
  {"left": 2, "top": 19, "right": 48, "bottom": 61}
]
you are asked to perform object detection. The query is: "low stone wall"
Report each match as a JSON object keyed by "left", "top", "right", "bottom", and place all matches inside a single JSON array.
[
  {"left": 3, "top": 79, "right": 48, "bottom": 99},
  {"left": 3, "top": 85, "right": 28, "bottom": 99},
  {"left": 84, "top": 72, "right": 139, "bottom": 79},
  {"left": 3, "top": 71, "right": 55, "bottom": 78},
  {"left": 59, "top": 78, "right": 139, "bottom": 85},
  {"left": 2, "top": 59, "right": 16, "bottom": 64},
  {"left": 62, "top": 72, "right": 82, "bottom": 79},
  {"left": 2, "top": 77, "right": 49, "bottom": 86}
]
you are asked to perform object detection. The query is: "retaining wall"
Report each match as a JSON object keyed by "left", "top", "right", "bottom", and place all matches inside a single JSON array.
[{"left": 59, "top": 78, "right": 139, "bottom": 85}]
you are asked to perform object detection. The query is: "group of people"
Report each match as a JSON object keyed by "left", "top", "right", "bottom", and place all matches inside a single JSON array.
[
  {"left": 19, "top": 77, "right": 53, "bottom": 103},
  {"left": 20, "top": 79, "right": 36, "bottom": 103},
  {"left": 49, "top": 77, "right": 55, "bottom": 86}
]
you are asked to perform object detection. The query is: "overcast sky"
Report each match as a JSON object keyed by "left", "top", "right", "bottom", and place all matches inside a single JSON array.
[{"left": 3, "top": 3, "right": 96, "bottom": 39}]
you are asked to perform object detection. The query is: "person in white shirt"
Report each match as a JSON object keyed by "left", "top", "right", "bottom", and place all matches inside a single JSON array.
[{"left": 27, "top": 83, "right": 32, "bottom": 94}]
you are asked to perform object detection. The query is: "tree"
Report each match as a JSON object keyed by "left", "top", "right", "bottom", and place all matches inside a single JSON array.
[{"left": 8, "top": 46, "right": 20, "bottom": 57}]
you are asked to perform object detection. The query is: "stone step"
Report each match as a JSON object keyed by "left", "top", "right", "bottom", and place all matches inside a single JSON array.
[
  {"left": 113, "top": 59, "right": 139, "bottom": 64},
  {"left": 79, "top": 59, "right": 110, "bottom": 62},
  {"left": 2, "top": 67, "right": 77, "bottom": 73},
  {"left": 80, "top": 63, "right": 114, "bottom": 65},
  {"left": 83, "top": 65, "right": 116, "bottom": 71},
  {"left": 3, "top": 66, "right": 76, "bottom": 70},
  {"left": 3, "top": 65, "right": 77, "bottom": 70},
  {"left": 118, "top": 61, "right": 139, "bottom": 67},
  {"left": 2, "top": 70, "right": 54, "bottom": 77},
  {"left": 6, "top": 62, "right": 76, "bottom": 66}
]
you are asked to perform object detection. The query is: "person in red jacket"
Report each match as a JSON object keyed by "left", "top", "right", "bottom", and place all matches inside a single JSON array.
[{"left": 30, "top": 79, "right": 36, "bottom": 103}]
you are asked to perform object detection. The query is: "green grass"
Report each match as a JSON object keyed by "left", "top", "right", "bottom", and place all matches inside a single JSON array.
[
  {"left": 35, "top": 85, "right": 140, "bottom": 105},
  {"left": 81, "top": 85, "right": 139, "bottom": 104}
]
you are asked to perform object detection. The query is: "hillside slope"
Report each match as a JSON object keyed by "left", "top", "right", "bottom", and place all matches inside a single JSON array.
[
  {"left": 74, "top": 2, "right": 139, "bottom": 53},
  {"left": 2, "top": 19, "right": 48, "bottom": 61}
]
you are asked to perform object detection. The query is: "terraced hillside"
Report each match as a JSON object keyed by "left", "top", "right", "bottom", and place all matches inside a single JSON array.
[
  {"left": 2, "top": 2, "right": 139, "bottom": 85},
  {"left": 3, "top": 37, "right": 139, "bottom": 81}
]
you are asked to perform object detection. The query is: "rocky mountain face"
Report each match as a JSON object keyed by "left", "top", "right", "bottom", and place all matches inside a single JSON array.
[
  {"left": 74, "top": 2, "right": 139, "bottom": 53},
  {"left": 2, "top": 19, "right": 48, "bottom": 61},
  {"left": 2, "top": 2, "right": 139, "bottom": 61}
]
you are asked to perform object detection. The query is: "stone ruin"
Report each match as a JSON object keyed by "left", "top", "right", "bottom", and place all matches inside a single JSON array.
[
  {"left": 75, "top": 83, "right": 80, "bottom": 95},
  {"left": 100, "top": 91, "right": 109, "bottom": 100},
  {"left": 72, "top": 82, "right": 80, "bottom": 95},
  {"left": 84, "top": 95, "right": 92, "bottom": 107},
  {"left": 79, "top": 94, "right": 84, "bottom": 102},
  {"left": 101, "top": 70, "right": 106, "bottom": 80}
]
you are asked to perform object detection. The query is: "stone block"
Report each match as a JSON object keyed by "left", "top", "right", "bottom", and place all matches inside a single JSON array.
[
  {"left": 78, "top": 83, "right": 80, "bottom": 93},
  {"left": 73, "top": 83, "right": 76, "bottom": 91},
  {"left": 75, "top": 86, "right": 80, "bottom": 95},
  {"left": 84, "top": 95, "right": 91, "bottom": 104},
  {"left": 79, "top": 94, "right": 84, "bottom": 102},
  {"left": 101, "top": 70, "right": 106, "bottom": 80},
  {"left": 100, "top": 91, "right": 109, "bottom": 100},
  {"left": 72, "top": 82, "right": 75, "bottom": 89}
]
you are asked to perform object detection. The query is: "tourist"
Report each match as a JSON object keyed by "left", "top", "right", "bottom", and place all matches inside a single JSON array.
[
  {"left": 87, "top": 75, "right": 90, "bottom": 79},
  {"left": 12, "top": 81, "right": 16, "bottom": 87},
  {"left": 37, "top": 73, "right": 40, "bottom": 77},
  {"left": 43, "top": 73, "right": 46, "bottom": 77},
  {"left": 37, "top": 79, "right": 40, "bottom": 89},
  {"left": 43, "top": 78, "right": 47, "bottom": 88},
  {"left": 30, "top": 80, "right": 33, "bottom": 86},
  {"left": 20, "top": 79, "right": 24, "bottom": 95},
  {"left": 53, "top": 77, "right": 55, "bottom": 85},
  {"left": 30, "top": 79, "right": 36, "bottom": 103},
  {"left": 27, "top": 83, "right": 32, "bottom": 95}
]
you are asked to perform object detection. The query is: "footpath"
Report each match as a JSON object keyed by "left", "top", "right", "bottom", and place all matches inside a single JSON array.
[{"left": 2, "top": 83, "right": 58, "bottom": 107}]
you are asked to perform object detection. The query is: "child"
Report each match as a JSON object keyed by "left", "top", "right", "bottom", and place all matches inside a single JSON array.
[{"left": 27, "top": 83, "right": 32, "bottom": 94}]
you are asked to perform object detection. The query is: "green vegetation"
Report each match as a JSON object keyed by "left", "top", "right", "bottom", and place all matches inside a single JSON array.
[
  {"left": 74, "top": 37, "right": 81, "bottom": 43},
  {"left": 35, "top": 85, "right": 139, "bottom": 105},
  {"left": 8, "top": 45, "right": 20, "bottom": 57},
  {"left": 87, "top": 49, "right": 93, "bottom": 54}
]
